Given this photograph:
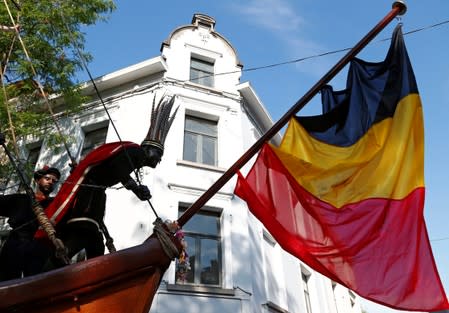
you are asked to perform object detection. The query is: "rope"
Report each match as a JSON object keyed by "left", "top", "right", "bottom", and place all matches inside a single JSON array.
[
  {"left": 0, "top": 20, "right": 19, "bottom": 156},
  {"left": 153, "top": 218, "right": 180, "bottom": 260},
  {"left": 0, "top": 65, "right": 19, "bottom": 155},
  {"left": 30, "top": 200, "right": 69, "bottom": 263}
]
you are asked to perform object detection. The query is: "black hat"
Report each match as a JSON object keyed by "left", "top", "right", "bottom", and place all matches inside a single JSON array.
[
  {"left": 33, "top": 165, "right": 61, "bottom": 180},
  {"left": 141, "top": 93, "right": 179, "bottom": 153}
]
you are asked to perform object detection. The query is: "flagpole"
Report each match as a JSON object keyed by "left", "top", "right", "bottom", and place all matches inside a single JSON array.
[{"left": 177, "top": 1, "right": 407, "bottom": 227}]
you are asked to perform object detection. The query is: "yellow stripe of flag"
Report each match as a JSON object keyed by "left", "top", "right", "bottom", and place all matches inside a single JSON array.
[{"left": 272, "top": 94, "right": 424, "bottom": 208}]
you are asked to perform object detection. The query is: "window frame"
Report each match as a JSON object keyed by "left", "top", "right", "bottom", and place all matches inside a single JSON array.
[
  {"left": 183, "top": 114, "right": 218, "bottom": 166},
  {"left": 302, "top": 271, "right": 313, "bottom": 313},
  {"left": 348, "top": 290, "right": 356, "bottom": 308},
  {"left": 331, "top": 281, "right": 339, "bottom": 312},
  {"left": 79, "top": 123, "right": 109, "bottom": 160},
  {"left": 176, "top": 204, "right": 222, "bottom": 287},
  {"left": 26, "top": 144, "right": 42, "bottom": 169},
  {"left": 18, "top": 142, "right": 42, "bottom": 192},
  {"left": 189, "top": 55, "right": 215, "bottom": 88}
]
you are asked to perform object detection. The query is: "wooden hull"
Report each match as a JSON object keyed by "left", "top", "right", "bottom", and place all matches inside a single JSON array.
[{"left": 0, "top": 235, "right": 174, "bottom": 313}]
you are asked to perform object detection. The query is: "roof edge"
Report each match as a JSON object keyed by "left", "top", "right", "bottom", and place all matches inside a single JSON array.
[{"left": 237, "top": 82, "right": 281, "bottom": 145}]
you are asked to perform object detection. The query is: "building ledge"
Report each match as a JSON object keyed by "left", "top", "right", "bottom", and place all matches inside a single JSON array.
[
  {"left": 176, "top": 159, "right": 226, "bottom": 173},
  {"left": 166, "top": 283, "right": 235, "bottom": 296},
  {"left": 168, "top": 182, "right": 234, "bottom": 200},
  {"left": 263, "top": 301, "right": 290, "bottom": 313}
]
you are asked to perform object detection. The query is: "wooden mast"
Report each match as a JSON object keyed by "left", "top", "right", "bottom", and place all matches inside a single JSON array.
[{"left": 178, "top": 1, "right": 407, "bottom": 227}]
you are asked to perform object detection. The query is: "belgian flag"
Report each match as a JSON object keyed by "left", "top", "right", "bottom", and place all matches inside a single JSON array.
[{"left": 235, "top": 25, "right": 449, "bottom": 311}]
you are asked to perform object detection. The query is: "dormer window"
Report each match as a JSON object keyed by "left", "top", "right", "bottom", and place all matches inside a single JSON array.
[{"left": 190, "top": 57, "right": 214, "bottom": 88}]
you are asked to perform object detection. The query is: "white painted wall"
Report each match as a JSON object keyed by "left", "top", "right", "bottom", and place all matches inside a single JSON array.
[{"left": 69, "top": 13, "right": 362, "bottom": 313}]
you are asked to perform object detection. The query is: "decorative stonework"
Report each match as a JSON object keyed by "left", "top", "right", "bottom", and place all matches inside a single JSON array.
[{"left": 199, "top": 31, "right": 210, "bottom": 45}]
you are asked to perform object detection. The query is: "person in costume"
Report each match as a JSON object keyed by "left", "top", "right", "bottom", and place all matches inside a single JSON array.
[
  {"left": 0, "top": 166, "right": 60, "bottom": 280},
  {"left": 41, "top": 93, "right": 178, "bottom": 269}
]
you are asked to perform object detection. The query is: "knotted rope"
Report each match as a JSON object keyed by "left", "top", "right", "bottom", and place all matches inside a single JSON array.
[
  {"left": 152, "top": 218, "right": 180, "bottom": 260},
  {"left": 31, "top": 200, "right": 69, "bottom": 264}
]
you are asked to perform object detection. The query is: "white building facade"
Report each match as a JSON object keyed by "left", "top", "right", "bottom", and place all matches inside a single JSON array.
[{"left": 1, "top": 14, "right": 363, "bottom": 313}]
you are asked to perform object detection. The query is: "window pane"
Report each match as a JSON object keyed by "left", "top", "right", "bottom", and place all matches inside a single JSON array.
[
  {"left": 302, "top": 273, "right": 312, "bottom": 313},
  {"left": 190, "top": 69, "right": 213, "bottom": 86},
  {"left": 176, "top": 208, "right": 221, "bottom": 286},
  {"left": 200, "top": 75, "right": 214, "bottom": 87},
  {"left": 191, "top": 58, "right": 213, "bottom": 72},
  {"left": 190, "top": 69, "right": 201, "bottom": 83},
  {"left": 183, "top": 132, "right": 198, "bottom": 162},
  {"left": 182, "top": 213, "right": 218, "bottom": 235},
  {"left": 202, "top": 136, "right": 216, "bottom": 166},
  {"left": 27, "top": 146, "right": 41, "bottom": 169},
  {"left": 81, "top": 126, "right": 109, "bottom": 159},
  {"left": 200, "top": 238, "right": 219, "bottom": 285},
  {"left": 183, "top": 116, "right": 217, "bottom": 165},
  {"left": 302, "top": 273, "right": 309, "bottom": 289},
  {"left": 18, "top": 145, "right": 41, "bottom": 191},
  {"left": 190, "top": 58, "right": 214, "bottom": 87},
  {"left": 185, "top": 117, "right": 217, "bottom": 136}
]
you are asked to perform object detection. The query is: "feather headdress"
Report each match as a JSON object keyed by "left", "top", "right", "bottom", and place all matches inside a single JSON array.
[{"left": 141, "top": 93, "right": 179, "bottom": 153}]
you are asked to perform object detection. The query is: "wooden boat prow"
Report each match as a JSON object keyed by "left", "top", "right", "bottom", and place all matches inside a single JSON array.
[{"left": 0, "top": 235, "right": 177, "bottom": 313}]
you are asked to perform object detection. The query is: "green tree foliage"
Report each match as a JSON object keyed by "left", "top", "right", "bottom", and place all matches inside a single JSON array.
[{"left": 0, "top": 0, "right": 115, "bottom": 188}]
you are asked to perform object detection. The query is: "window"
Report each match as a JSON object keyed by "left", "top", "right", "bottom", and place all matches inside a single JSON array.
[
  {"left": 263, "top": 230, "right": 283, "bottom": 303},
  {"left": 348, "top": 290, "right": 356, "bottom": 308},
  {"left": 190, "top": 57, "right": 214, "bottom": 87},
  {"left": 176, "top": 205, "right": 222, "bottom": 286},
  {"left": 183, "top": 115, "right": 217, "bottom": 166},
  {"left": 80, "top": 125, "right": 109, "bottom": 160},
  {"left": 331, "top": 281, "right": 339, "bottom": 313},
  {"left": 26, "top": 145, "right": 41, "bottom": 170},
  {"left": 18, "top": 144, "right": 41, "bottom": 191},
  {"left": 302, "top": 272, "right": 312, "bottom": 313}
]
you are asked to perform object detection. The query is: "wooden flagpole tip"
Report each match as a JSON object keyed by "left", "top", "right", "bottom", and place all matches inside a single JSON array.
[{"left": 393, "top": 1, "right": 407, "bottom": 15}]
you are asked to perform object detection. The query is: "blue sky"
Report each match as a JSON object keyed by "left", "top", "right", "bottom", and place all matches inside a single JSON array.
[{"left": 79, "top": 1, "right": 449, "bottom": 312}]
